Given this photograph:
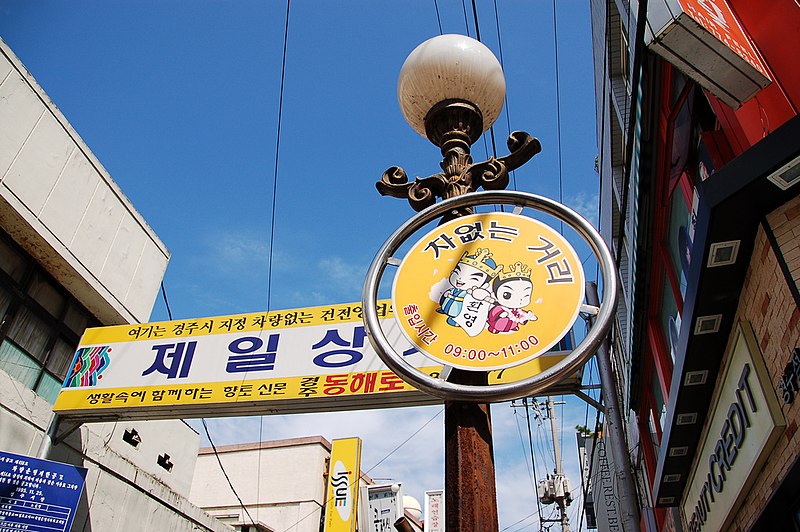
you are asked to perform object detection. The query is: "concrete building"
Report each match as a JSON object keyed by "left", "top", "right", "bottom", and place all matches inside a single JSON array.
[
  {"left": 0, "top": 37, "right": 231, "bottom": 531},
  {"left": 589, "top": 1, "right": 800, "bottom": 530},
  {"left": 190, "top": 436, "right": 332, "bottom": 532},
  {"left": 190, "top": 436, "right": 425, "bottom": 532}
]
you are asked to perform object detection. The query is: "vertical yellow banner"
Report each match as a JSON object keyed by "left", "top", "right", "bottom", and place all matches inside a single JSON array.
[{"left": 324, "top": 437, "right": 362, "bottom": 532}]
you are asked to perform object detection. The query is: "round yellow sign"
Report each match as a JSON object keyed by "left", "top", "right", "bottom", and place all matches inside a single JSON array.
[{"left": 392, "top": 212, "right": 585, "bottom": 370}]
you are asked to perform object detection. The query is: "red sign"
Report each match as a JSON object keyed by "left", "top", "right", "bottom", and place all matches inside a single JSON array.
[{"left": 679, "top": 0, "right": 769, "bottom": 78}]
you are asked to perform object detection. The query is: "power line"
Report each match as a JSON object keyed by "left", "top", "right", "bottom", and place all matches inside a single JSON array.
[
  {"left": 551, "top": 0, "right": 564, "bottom": 234},
  {"left": 279, "top": 407, "right": 444, "bottom": 531},
  {"left": 501, "top": 511, "right": 539, "bottom": 532},
  {"left": 266, "top": 0, "right": 291, "bottom": 312},
  {"left": 363, "top": 407, "right": 444, "bottom": 475},
  {"left": 513, "top": 406, "right": 537, "bottom": 493},
  {"left": 159, "top": 281, "right": 173, "bottom": 320},
  {"left": 470, "top": 0, "right": 499, "bottom": 160},
  {"left": 201, "top": 419, "right": 257, "bottom": 526},
  {"left": 433, "top": 0, "right": 443, "bottom": 35},
  {"left": 524, "top": 397, "right": 545, "bottom": 529},
  {"left": 492, "top": 0, "right": 517, "bottom": 191}
]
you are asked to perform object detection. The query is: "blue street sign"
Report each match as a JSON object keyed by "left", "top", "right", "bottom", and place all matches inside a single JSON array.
[{"left": 0, "top": 451, "right": 87, "bottom": 532}]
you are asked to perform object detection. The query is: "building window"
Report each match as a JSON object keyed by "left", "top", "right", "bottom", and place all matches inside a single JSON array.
[
  {"left": 659, "top": 276, "right": 681, "bottom": 363},
  {"left": 0, "top": 231, "right": 99, "bottom": 404},
  {"left": 665, "top": 190, "right": 693, "bottom": 299}
]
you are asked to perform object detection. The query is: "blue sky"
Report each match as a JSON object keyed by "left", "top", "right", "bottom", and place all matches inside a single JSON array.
[{"left": 1, "top": 1, "right": 602, "bottom": 529}]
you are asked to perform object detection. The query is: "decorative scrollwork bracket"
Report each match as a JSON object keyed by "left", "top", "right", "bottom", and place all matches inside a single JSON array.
[{"left": 377, "top": 127, "right": 541, "bottom": 217}]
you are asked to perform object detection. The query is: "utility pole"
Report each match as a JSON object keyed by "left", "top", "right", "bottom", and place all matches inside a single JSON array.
[
  {"left": 546, "top": 397, "right": 571, "bottom": 532},
  {"left": 587, "top": 282, "right": 641, "bottom": 532},
  {"left": 530, "top": 397, "right": 572, "bottom": 532}
]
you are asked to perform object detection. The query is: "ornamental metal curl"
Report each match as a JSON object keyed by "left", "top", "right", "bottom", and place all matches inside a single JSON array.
[{"left": 376, "top": 130, "right": 542, "bottom": 213}]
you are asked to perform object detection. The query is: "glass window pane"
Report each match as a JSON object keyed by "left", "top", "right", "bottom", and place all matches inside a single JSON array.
[
  {"left": 648, "top": 409, "right": 660, "bottom": 460},
  {"left": 64, "top": 302, "right": 91, "bottom": 337},
  {"left": 0, "top": 237, "right": 28, "bottom": 282},
  {"left": 659, "top": 276, "right": 681, "bottom": 363},
  {"left": 35, "top": 372, "right": 63, "bottom": 404},
  {"left": 7, "top": 307, "right": 52, "bottom": 362},
  {"left": 0, "top": 285, "right": 14, "bottom": 322},
  {"left": 652, "top": 366, "right": 666, "bottom": 430},
  {"left": 46, "top": 338, "right": 77, "bottom": 379},
  {"left": 669, "top": 90, "right": 694, "bottom": 185},
  {"left": 27, "top": 272, "right": 65, "bottom": 318},
  {"left": 0, "top": 340, "right": 40, "bottom": 388},
  {"left": 666, "top": 190, "right": 693, "bottom": 299}
]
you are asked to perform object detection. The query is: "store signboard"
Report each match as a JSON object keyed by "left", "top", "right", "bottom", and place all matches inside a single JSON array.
[
  {"left": 325, "top": 438, "right": 362, "bottom": 532},
  {"left": 681, "top": 323, "right": 785, "bottom": 532},
  {"left": 0, "top": 451, "right": 87, "bottom": 532},
  {"left": 358, "top": 484, "right": 404, "bottom": 532},
  {"left": 424, "top": 490, "right": 444, "bottom": 532},
  {"left": 53, "top": 300, "right": 572, "bottom": 420},
  {"left": 392, "top": 212, "right": 584, "bottom": 371},
  {"left": 646, "top": 0, "right": 770, "bottom": 107},
  {"left": 588, "top": 438, "right": 622, "bottom": 531}
]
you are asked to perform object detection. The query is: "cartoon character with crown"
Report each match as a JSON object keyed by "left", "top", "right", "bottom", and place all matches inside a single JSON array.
[
  {"left": 487, "top": 261, "right": 537, "bottom": 334},
  {"left": 438, "top": 248, "right": 502, "bottom": 327}
]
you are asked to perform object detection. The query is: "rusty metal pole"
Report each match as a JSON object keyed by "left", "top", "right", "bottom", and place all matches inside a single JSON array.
[{"left": 445, "top": 370, "right": 498, "bottom": 531}]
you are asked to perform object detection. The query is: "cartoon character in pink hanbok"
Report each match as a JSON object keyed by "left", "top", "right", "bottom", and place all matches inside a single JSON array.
[{"left": 487, "top": 261, "right": 537, "bottom": 334}]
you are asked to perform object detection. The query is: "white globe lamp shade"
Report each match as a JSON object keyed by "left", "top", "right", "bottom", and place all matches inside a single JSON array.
[
  {"left": 402, "top": 495, "right": 423, "bottom": 521},
  {"left": 397, "top": 34, "right": 506, "bottom": 139}
]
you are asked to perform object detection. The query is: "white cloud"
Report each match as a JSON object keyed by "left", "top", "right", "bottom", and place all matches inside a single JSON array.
[
  {"left": 566, "top": 192, "right": 600, "bottom": 229},
  {"left": 317, "top": 256, "right": 367, "bottom": 294},
  {"left": 202, "top": 230, "right": 270, "bottom": 275}
]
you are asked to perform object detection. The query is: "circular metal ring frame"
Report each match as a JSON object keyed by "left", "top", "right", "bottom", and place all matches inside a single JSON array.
[{"left": 362, "top": 190, "right": 617, "bottom": 402}]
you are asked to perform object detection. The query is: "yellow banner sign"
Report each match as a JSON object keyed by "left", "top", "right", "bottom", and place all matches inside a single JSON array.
[
  {"left": 325, "top": 438, "right": 362, "bottom": 532},
  {"left": 53, "top": 299, "right": 575, "bottom": 420}
]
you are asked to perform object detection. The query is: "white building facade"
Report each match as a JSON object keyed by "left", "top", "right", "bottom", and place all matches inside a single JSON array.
[{"left": 0, "top": 37, "right": 231, "bottom": 532}]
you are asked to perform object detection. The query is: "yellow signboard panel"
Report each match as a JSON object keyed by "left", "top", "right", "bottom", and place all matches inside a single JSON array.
[
  {"left": 393, "top": 212, "right": 585, "bottom": 371},
  {"left": 53, "top": 300, "right": 576, "bottom": 420},
  {"left": 325, "top": 438, "right": 362, "bottom": 532}
]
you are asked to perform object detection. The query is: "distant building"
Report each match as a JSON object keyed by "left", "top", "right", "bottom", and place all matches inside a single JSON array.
[
  {"left": 190, "top": 436, "right": 425, "bottom": 532},
  {"left": 0, "top": 37, "right": 230, "bottom": 531},
  {"left": 590, "top": 1, "right": 799, "bottom": 530},
  {"left": 191, "top": 436, "right": 332, "bottom": 532}
]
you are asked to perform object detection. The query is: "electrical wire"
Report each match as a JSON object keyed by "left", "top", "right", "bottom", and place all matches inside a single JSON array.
[
  {"left": 470, "top": 0, "right": 499, "bottom": 159},
  {"left": 492, "top": 0, "right": 517, "bottom": 191},
  {"left": 159, "top": 281, "right": 173, "bottom": 320},
  {"left": 266, "top": 0, "right": 291, "bottom": 313},
  {"left": 258, "top": 4, "right": 291, "bottom": 526},
  {"left": 279, "top": 407, "right": 444, "bottom": 531},
  {"left": 201, "top": 418, "right": 257, "bottom": 526},
  {"left": 461, "top": 0, "right": 471, "bottom": 36},
  {"left": 512, "top": 405, "right": 537, "bottom": 494},
  {"left": 551, "top": 0, "right": 564, "bottom": 234},
  {"left": 524, "top": 397, "right": 545, "bottom": 528},
  {"left": 256, "top": 416, "right": 263, "bottom": 524},
  {"left": 559, "top": 396, "right": 564, "bottom": 477},
  {"left": 433, "top": 0, "right": 443, "bottom": 35},
  {"left": 363, "top": 407, "right": 443, "bottom": 474},
  {"left": 501, "top": 511, "right": 539, "bottom": 532}
]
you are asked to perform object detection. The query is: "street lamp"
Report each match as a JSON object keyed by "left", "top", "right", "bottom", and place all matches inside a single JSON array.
[
  {"left": 375, "top": 34, "right": 542, "bottom": 532},
  {"left": 377, "top": 34, "right": 541, "bottom": 216}
]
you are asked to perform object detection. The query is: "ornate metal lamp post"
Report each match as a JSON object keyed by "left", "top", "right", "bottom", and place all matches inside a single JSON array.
[
  {"left": 377, "top": 34, "right": 541, "bottom": 218},
  {"left": 376, "top": 34, "right": 541, "bottom": 531}
]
